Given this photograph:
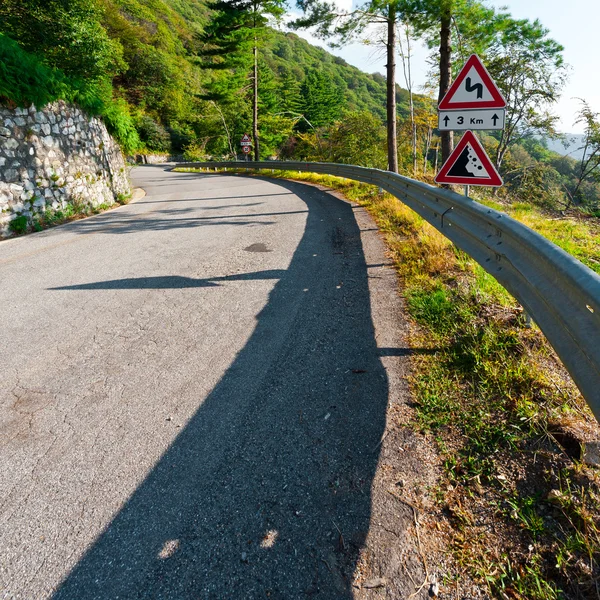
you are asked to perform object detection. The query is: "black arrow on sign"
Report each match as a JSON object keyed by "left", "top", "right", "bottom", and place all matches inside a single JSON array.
[
  {"left": 491, "top": 113, "right": 499, "bottom": 126},
  {"left": 443, "top": 115, "right": 450, "bottom": 127}
]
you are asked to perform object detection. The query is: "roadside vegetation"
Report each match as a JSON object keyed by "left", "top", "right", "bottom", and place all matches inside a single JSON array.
[
  {"left": 7, "top": 193, "right": 131, "bottom": 237},
  {"left": 2, "top": 0, "right": 600, "bottom": 220},
  {"left": 178, "top": 165, "right": 600, "bottom": 599}
]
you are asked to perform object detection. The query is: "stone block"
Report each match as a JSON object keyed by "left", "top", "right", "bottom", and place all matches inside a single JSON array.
[
  {"left": 2, "top": 138, "right": 19, "bottom": 151},
  {"left": 14, "top": 117, "right": 26, "bottom": 127},
  {"left": 42, "top": 136, "right": 54, "bottom": 148},
  {"left": 41, "top": 124, "right": 51, "bottom": 136},
  {"left": 10, "top": 183, "right": 24, "bottom": 196},
  {"left": 4, "top": 169, "right": 18, "bottom": 182}
]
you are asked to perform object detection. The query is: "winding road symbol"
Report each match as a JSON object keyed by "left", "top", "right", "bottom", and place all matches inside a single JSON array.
[{"left": 465, "top": 77, "right": 483, "bottom": 99}]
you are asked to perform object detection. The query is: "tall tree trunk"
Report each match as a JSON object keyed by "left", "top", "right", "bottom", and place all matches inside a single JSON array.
[
  {"left": 253, "top": 40, "right": 260, "bottom": 161},
  {"left": 386, "top": 5, "right": 398, "bottom": 173},
  {"left": 423, "top": 126, "right": 432, "bottom": 175},
  {"left": 439, "top": 3, "right": 453, "bottom": 165}
]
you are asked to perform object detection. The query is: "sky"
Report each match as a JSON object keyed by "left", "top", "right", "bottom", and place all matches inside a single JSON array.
[{"left": 287, "top": 0, "right": 599, "bottom": 134}]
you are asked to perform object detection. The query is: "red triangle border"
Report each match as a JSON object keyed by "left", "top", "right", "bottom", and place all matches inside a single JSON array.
[
  {"left": 439, "top": 55, "right": 506, "bottom": 110},
  {"left": 435, "top": 131, "right": 503, "bottom": 187}
]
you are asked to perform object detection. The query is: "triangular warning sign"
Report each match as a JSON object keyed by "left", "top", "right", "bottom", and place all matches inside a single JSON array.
[
  {"left": 435, "top": 131, "right": 503, "bottom": 187},
  {"left": 439, "top": 55, "right": 506, "bottom": 110},
  {"left": 241, "top": 133, "right": 251, "bottom": 142}
]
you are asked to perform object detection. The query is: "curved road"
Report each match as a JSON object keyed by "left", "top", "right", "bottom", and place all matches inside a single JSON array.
[{"left": 0, "top": 166, "right": 426, "bottom": 599}]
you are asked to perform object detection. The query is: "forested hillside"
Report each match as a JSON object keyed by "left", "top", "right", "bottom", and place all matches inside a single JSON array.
[
  {"left": 0, "top": 0, "right": 418, "bottom": 160},
  {"left": 1, "top": 0, "right": 600, "bottom": 214}
]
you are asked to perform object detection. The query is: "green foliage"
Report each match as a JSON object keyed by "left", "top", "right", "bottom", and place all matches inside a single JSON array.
[
  {"left": 0, "top": 0, "right": 125, "bottom": 80},
  {"left": 137, "top": 115, "right": 171, "bottom": 152},
  {"left": 296, "top": 111, "right": 387, "bottom": 168},
  {"left": 299, "top": 69, "right": 342, "bottom": 128},
  {"left": 0, "top": 34, "right": 69, "bottom": 107},
  {"left": 9, "top": 216, "right": 28, "bottom": 235},
  {"left": 99, "top": 98, "right": 141, "bottom": 153}
]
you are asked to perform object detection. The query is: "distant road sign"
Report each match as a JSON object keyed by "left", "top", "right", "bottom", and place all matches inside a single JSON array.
[
  {"left": 439, "top": 55, "right": 506, "bottom": 111},
  {"left": 439, "top": 109, "right": 505, "bottom": 131},
  {"left": 435, "top": 131, "right": 502, "bottom": 187},
  {"left": 242, "top": 145, "right": 251, "bottom": 154},
  {"left": 240, "top": 133, "right": 251, "bottom": 144}
]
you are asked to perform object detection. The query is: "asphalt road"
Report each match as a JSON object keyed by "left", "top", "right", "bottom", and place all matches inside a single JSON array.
[{"left": 0, "top": 166, "right": 423, "bottom": 599}]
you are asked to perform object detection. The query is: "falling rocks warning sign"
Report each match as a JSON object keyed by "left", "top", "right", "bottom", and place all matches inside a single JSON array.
[{"left": 435, "top": 130, "right": 503, "bottom": 187}]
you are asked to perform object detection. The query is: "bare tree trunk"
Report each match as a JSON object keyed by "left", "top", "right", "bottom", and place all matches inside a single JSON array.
[
  {"left": 386, "top": 5, "right": 398, "bottom": 173},
  {"left": 399, "top": 24, "right": 417, "bottom": 176},
  {"left": 439, "top": 3, "right": 453, "bottom": 165},
  {"left": 253, "top": 40, "right": 260, "bottom": 161},
  {"left": 423, "top": 127, "right": 432, "bottom": 174}
]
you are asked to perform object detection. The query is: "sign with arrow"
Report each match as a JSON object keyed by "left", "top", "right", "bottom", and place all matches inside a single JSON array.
[
  {"left": 438, "top": 54, "right": 506, "bottom": 110},
  {"left": 438, "top": 108, "right": 505, "bottom": 131},
  {"left": 434, "top": 131, "right": 503, "bottom": 187}
]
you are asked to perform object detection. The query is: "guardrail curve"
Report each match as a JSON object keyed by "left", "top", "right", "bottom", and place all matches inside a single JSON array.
[{"left": 175, "top": 160, "right": 600, "bottom": 421}]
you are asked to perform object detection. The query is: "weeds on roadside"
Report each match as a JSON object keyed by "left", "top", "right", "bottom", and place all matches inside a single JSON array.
[
  {"left": 177, "top": 167, "right": 600, "bottom": 599},
  {"left": 9, "top": 197, "right": 123, "bottom": 236}
]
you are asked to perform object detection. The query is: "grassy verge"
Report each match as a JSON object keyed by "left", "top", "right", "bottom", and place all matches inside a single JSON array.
[
  {"left": 6, "top": 192, "right": 131, "bottom": 237},
  {"left": 178, "top": 166, "right": 600, "bottom": 598}
]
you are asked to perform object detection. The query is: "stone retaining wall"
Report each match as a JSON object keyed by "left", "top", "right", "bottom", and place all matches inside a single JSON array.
[{"left": 0, "top": 101, "right": 130, "bottom": 236}]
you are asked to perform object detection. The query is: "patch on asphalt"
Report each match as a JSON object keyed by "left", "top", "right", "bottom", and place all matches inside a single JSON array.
[{"left": 244, "top": 243, "right": 271, "bottom": 252}]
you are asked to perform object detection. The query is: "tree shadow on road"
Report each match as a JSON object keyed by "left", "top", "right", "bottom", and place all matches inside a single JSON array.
[{"left": 52, "top": 179, "right": 391, "bottom": 599}]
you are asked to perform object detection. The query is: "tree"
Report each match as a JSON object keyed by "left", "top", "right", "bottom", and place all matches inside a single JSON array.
[
  {"left": 299, "top": 69, "right": 342, "bottom": 128},
  {"left": 0, "top": 0, "right": 124, "bottom": 82},
  {"left": 565, "top": 100, "right": 600, "bottom": 210},
  {"left": 484, "top": 17, "right": 566, "bottom": 170},
  {"left": 410, "top": 0, "right": 501, "bottom": 165},
  {"left": 292, "top": 0, "right": 421, "bottom": 173},
  {"left": 201, "top": 0, "right": 286, "bottom": 160}
]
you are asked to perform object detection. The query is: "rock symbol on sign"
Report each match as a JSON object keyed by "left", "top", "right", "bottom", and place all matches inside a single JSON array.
[
  {"left": 438, "top": 55, "right": 506, "bottom": 110},
  {"left": 435, "top": 131, "right": 503, "bottom": 187}
]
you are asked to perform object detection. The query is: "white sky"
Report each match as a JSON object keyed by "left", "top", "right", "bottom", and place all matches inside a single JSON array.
[{"left": 288, "top": 0, "right": 599, "bottom": 133}]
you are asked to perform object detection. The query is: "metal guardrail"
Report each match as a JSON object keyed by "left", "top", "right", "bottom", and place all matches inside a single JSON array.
[{"left": 176, "top": 160, "right": 600, "bottom": 421}]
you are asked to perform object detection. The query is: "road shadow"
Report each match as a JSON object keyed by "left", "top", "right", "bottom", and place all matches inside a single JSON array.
[
  {"left": 53, "top": 179, "right": 389, "bottom": 599},
  {"left": 49, "top": 270, "right": 286, "bottom": 290},
  {"left": 64, "top": 206, "right": 308, "bottom": 236}
]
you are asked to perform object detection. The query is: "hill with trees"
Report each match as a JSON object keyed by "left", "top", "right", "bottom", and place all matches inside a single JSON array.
[{"left": 1, "top": 0, "right": 599, "bottom": 214}]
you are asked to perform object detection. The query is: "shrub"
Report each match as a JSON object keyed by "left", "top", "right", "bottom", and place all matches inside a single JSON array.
[
  {"left": 137, "top": 116, "right": 171, "bottom": 152},
  {"left": 8, "top": 215, "right": 28, "bottom": 235}
]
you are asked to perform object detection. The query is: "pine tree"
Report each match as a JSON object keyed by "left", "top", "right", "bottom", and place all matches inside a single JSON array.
[
  {"left": 201, "top": 0, "right": 286, "bottom": 160},
  {"left": 299, "top": 69, "right": 342, "bottom": 129}
]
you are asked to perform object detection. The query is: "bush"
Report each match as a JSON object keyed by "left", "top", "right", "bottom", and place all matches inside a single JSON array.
[
  {"left": 9, "top": 215, "right": 28, "bottom": 235},
  {"left": 99, "top": 98, "right": 140, "bottom": 154},
  {"left": 138, "top": 116, "right": 171, "bottom": 152},
  {"left": 0, "top": 34, "right": 68, "bottom": 106}
]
